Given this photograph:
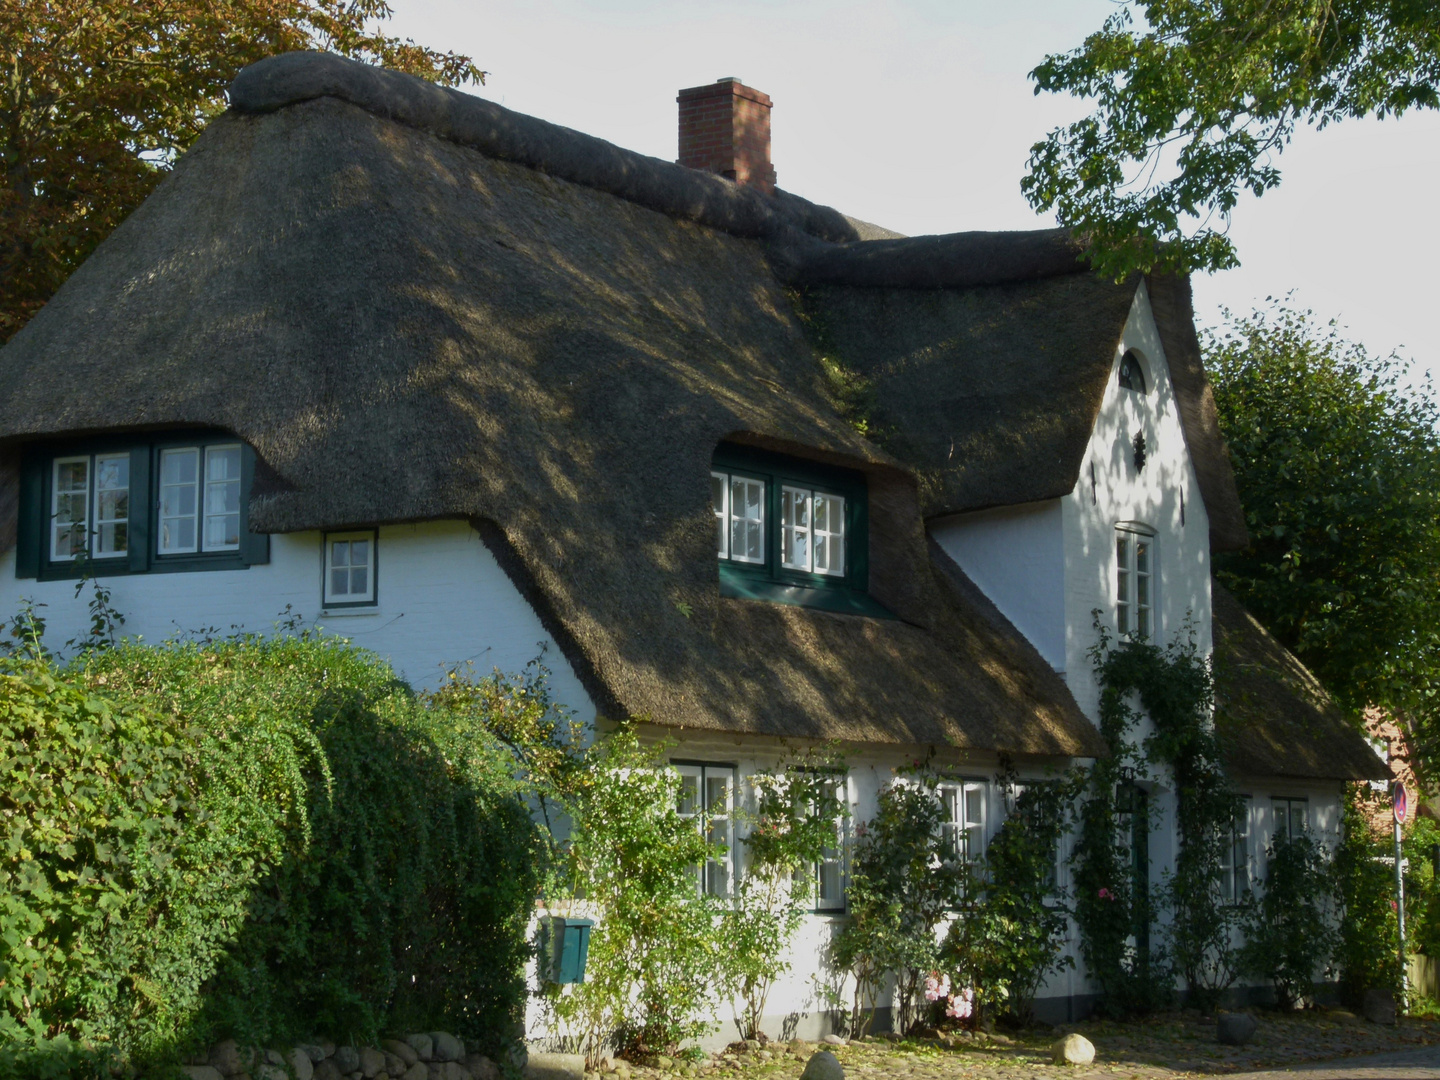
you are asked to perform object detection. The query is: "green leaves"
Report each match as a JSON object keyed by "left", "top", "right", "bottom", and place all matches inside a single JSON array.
[
  {"left": 1023, "top": 1, "right": 1440, "bottom": 276},
  {"left": 1206, "top": 302, "right": 1440, "bottom": 759}
]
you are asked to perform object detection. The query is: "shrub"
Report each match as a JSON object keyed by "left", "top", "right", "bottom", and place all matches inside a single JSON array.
[
  {"left": 942, "top": 768, "right": 1075, "bottom": 1026},
  {"left": 1242, "top": 830, "right": 1337, "bottom": 1008},
  {"left": 833, "top": 771, "right": 966, "bottom": 1036},
  {"left": 1334, "top": 786, "right": 1400, "bottom": 1004},
  {"left": 1, "top": 633, "right": 542, "bottom": 1068}
]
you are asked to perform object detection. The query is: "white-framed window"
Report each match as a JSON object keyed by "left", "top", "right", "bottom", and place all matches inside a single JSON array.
[
  {"left": 1116, "top": 526, "right": 1154, "bottom": 638},
  {"left": 1118, "top": 350, "right": 1148, "bottom": 393},
  {"left": 1218, "top": 797, "right": 1251, "bottom": 903},
  {"left": 324, "top": 530, "right": 377, "bottom": 606},
  {"left": 159, "top": 443, "right": 242, "bottom": 555},
  {"left": 675, "top": 762, "right": 736, "bottom": 897},
  {"left": 49, "top": 453, "right": 131, "bottom": 562},
  {"left": 939, "top": 780, "right": 987, "bottom": 867},
  {"left": 781, "top": 486, "right": 845, "bottom": 576},
  {"left": 811, "top": 774, "right": 848, "bottom": 912},
  {"left": 713, "top": 470, "right": 765, "bottom": 564},
  {"left": 1272, "top": 797, "right": 1308, "bottom": 843}
]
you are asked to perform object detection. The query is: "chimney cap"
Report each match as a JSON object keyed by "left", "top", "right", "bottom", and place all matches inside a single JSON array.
[{"left": 717, "top": 76, "right": 740, "bottom": 83}]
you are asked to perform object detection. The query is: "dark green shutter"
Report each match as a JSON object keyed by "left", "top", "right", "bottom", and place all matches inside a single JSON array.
[
  {"left": 128, "top": 446, "right": 151, "bottom": 573},
  {"left": 14, "top": 453, "right": 43, "bottom": 579},
  {"left": 239, "top": 446, "right": 270, "bottom": 566}
]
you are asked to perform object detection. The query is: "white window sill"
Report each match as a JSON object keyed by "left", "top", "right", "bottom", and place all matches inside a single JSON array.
[{"left": 319, "top": 608, "right": 382, "bottom": 619}]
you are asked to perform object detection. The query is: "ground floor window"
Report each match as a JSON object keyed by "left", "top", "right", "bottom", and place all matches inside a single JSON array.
[
  {"left": 1272, "top": 796, "right": 1308, "bottom": 843},
  {"left": 1218, "top": 796, "right": 1252, "bottom": 903},
  {"left": 324, "top": 530, "right": 378, "bottom": 607},
  {"left": 674, "top": 762, "right": 736, "bottom": 897}
]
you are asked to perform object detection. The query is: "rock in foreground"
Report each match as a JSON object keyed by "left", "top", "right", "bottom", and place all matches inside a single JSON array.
[{"left": 1051, "top": 1033, "right": 1095, "bottom": 1066}]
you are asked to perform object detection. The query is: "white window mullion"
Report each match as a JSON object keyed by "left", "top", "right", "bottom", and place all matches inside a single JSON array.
[
  {"left": 159, "top": 447, "right": 201, "bottom": 555},
  {"left": 781, "top": 485, "right": 812, "bottom": 571},
  {"left": 711, "top": 471, "right": 729, "bottom": 559},
  {"left": 51, "top": 456, "right": 91, "bottom": 561}
]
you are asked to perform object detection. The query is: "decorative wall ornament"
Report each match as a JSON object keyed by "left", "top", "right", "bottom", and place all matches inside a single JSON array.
[{"left": 1132, "top": 431, "right": 1148, "bottom": 471}]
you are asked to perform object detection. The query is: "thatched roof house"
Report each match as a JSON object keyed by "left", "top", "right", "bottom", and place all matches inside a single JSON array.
[{"left": 0, "top": 52, "right": 1378, "bottom": 777}]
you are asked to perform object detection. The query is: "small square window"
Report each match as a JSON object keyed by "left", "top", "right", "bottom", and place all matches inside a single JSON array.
[{"left": 324, "top": 530, "right": 377, "bottom": 606}]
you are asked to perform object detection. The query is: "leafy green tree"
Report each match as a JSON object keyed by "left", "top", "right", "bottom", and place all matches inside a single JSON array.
[
  {"left": 1334, "top": 786, "right": 1400, "bottom": 1003},
  {"left": 2, "top": 0, "right": 483, "bottom": 341},
  {"left": 1241, "top": 829, "right": 1338, "bottom": 1008},
  {"left": 1023, "top": 1, "right": 1440, "bottom": 277},
  {"left": 1205, "top": 303, "right": 1440, "bottom": 754}
]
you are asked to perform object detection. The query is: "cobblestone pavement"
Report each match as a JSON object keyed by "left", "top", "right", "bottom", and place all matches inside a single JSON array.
[{"left": 611, "top": 1013, "right": 1440, "bottom": 1080}]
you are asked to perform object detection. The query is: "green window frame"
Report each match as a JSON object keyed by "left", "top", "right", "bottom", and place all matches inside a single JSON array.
[
  {"left": 15, "top": 433, "right": 270, "bottom": 580},
  {"left": 710, "top": 443, "right": 889, "bottom": 617}
]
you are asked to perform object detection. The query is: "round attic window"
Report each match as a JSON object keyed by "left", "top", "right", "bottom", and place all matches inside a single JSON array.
[{"left": 1118, "top": 350, "right": 1148, "bottom": 393}]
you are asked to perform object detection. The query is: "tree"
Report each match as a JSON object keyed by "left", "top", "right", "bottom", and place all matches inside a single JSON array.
[
  {"left": 2, "top": 1, "right": 483, "bottom": 341},
  {"left": 1022, "top": 1, "right": 1440, "bottom": 278},
  {"left": 1205, "top": 302, "right": 1440, "bottom": 757}
]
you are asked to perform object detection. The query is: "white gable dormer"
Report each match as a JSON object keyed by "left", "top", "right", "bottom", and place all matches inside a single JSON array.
[{"left": 931, "top": 280, "right": 1212, "bottom": 726}]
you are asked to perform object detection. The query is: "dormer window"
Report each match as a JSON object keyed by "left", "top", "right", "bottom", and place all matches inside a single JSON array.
[
  {"left": 1118, "top": 350, "right": 1147, "bottom": 393},
  {"left": 711, "top": 443, "right": 886, "bottom": 617}
]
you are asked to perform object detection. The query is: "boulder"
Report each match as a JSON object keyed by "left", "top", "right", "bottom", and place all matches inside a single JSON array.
[
  {"left": 464, "top": 1055, "right": 498, "bottom": 1080},
  {"left": 431, "top": 1034, "right": 465, "bottom": 1064},
  {"left": 525, "top": 1052, "right": 585, "bottom": 1080},
  {"left": 385, "top": 1042, "right": 421, "bottom": 1068},
  {"left": 184, "top": 1068, "right": 226, "bottom": 1080},
  {"left": 821, "top": 1035, "right": 846, "bottom": 1048},
  {"left": 334, "top": 1048, "right": 362, "bottom": 1074},
  {"left": 1216, "top": 1013, "right": 1257, "bottom": 1046},
  {"left": 384, "top": 1053, "right": 408, "bottom": 1077},
  {"left": 315, "top": 1061, "right": 344, "bottom": 1080},
  {"left": 1051, "top": 1034, "right": 1095, "bottom": 1066},
  {"left": 211, "top": 1042, "right": 258, "bottom": 1077},
  {"left": 401, "top": 1066, "right": 428, "bottom": 1080},
  {"left": 361, "top": 1048, "right": 388, "bottom": 1078},
  {"left": 407, "top": 1035, "right": 435, "bottom": 1063},
  {"left": 1363, "top": 988, "right": 1398, "bottom": 1025},
  {"left": 298, "top": 1046, "right": 329, "bottom": 1065},
  {"left": 799, "top": 1050, "right": 843, "bottom": 1080},
  {"left": 257, "top": 1066, "right": 288, "bottom": 1080}
]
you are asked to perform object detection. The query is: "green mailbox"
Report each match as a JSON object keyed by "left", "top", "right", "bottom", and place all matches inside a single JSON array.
[{"left": 543, "top": 916, "right": 594, "bottom": 985}]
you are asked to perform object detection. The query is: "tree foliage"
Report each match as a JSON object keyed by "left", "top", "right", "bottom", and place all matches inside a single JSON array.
[
  {"left": 1206, "top": 303, "right": 1440, "bottom": 759},
  {"left": 1023, "top": 1, "right": 1440, "bottom": 277},
  {"left": 2, "top": 0, "right": 483, "bottom": 340}
]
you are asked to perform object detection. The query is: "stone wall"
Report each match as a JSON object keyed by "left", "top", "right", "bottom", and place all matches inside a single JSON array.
[{"left": 182, "top": 1033, "right": 500, "bottom": 1080}]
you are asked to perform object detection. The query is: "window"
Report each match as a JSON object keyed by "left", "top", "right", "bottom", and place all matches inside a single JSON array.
[
  {"left": 324, "top": 530, "right": 377, "bottom": 607},
  {"left": 1119, "top": 350, "right": 1148, "bottom": 393},
  {"left": 810, "top": 774, "right": 848, "bottom": 912},
  {"left": 18, "top": 434, "right": 267, "bottom": 580},
  {"left": 939, "top": 781, "right": 987, "bottom": 867},
  {"left": 1218, "top": 798, "right": 1251, "bottom": 903},
  {"left": 675, "top": 763, "right": 736, "bottom": 897},
  {"left": 1116, "top": 527, "right": 1154, "bottom": 638},
  {"left": 711, "top": 444, "right": 883, "bottom": 617},
  {"left": 1272, "top": 797, "right": 1308, "bottom": 843}
]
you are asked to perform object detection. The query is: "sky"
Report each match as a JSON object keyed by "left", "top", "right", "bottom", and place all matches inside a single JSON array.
[{"left": 387, "top": 0, "right": 1440, "bottom": 383}]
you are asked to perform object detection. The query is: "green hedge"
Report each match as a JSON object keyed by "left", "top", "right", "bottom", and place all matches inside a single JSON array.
[{"left": 0, "top": 634, "right": 541, "bottom": 1069}]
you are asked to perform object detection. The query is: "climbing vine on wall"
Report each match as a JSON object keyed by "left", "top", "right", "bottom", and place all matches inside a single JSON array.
[{"left": 1072, "top": 616, "right": 1242, "bottom": 1014}]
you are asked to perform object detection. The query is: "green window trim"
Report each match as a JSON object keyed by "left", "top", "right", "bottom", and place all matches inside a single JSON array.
[
  {"left": 711, "top": 443, "right": 892, "bottom": 618},
  {"left": 15, "top": 433, "right": 269, "bottom": 581}
]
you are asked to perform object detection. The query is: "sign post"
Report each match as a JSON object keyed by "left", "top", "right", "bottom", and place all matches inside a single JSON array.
[{"left": 1395, "top": 782, "right": 1409, "bottom": 1012}]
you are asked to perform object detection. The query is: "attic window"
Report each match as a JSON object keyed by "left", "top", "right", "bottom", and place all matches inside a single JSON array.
[
  {"left": 1115, "top": 525, "right": 1154, "bottom": 638},
  {"left": 711, "top": 443, "right": 887, "bottom": 618},
  {"left": 16, "top": 433, "right": 269, "bottom": 581},
  {"left": 1118, "top": 350, "right": 1148, "bottom": 393}
]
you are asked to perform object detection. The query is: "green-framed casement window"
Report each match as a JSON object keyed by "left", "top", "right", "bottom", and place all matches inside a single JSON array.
[
  {"left": 710, "top": 443, "right": 889, "bottom": 617},
  {"left": 15, "top": 432, "right": 269, "bottom": 580}
]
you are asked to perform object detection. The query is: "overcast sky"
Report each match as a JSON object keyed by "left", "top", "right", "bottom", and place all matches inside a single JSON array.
[{"left": 388, "top": 0, "right": 1440, "bottom": 384}]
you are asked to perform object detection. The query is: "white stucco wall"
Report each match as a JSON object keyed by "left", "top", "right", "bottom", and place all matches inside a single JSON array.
[
  {"left": 930, "top": 500, "right": 1066, "bottom": 671},
  {"left": 1060, "top": 281, "right": 1213, "bottom": 723},
  {"left": 0, "top": 518, "right": 595, "bottom": 720}
]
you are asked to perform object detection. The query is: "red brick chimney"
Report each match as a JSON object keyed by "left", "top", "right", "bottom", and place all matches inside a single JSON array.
[{"left": 677, "top": 78, "right": 776, "bottom": 195}]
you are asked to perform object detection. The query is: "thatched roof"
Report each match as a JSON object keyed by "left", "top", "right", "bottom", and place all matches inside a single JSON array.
[
  {"left": 0, "top": 54, "right": 1113, "bottom": 757},
  {"left": 1212, "top": 580, "right": 1386, "bottom": 781},
  {"left": 800, "top": 270, "right": 1249, "bottom": 552}
]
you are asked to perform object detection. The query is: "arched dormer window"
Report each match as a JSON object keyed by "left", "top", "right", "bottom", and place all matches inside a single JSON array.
[{"left": 1118, "top": 350, "right": 1148, "bottom": 393}]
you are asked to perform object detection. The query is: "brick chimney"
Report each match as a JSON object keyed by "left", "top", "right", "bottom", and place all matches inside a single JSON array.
[{"left": 677, "top": 78, "right": 776, "bottom": 195}]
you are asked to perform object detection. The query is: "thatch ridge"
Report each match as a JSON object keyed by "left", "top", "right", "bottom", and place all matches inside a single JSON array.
[
  {"left": 1212, "top": 579, "right": 1385, "bottom": 781},
  {"left": 230, "top": 51, "right": 859, "bottom": 247}
]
